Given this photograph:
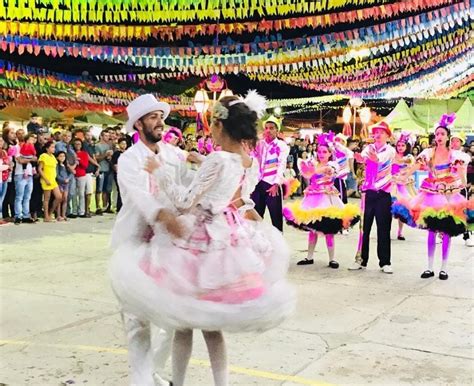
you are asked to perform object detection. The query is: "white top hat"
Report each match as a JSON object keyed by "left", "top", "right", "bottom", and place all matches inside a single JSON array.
[{"left": 125, "top": 94, "right": 171, "bottom": 132}]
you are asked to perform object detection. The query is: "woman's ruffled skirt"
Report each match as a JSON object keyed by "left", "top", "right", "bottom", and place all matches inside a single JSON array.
[
  {"left": 391, "top": 183, "right": 417, "bottom": 226},
  {"left": 282, "top": 178, "right": 301, "bottom": 199},
  {"left": 392, "top": 191, "right": 471, "bottom": 236},
  {"left": 109, "top": 218, "right": 295, "bottom": 333},
  {"left": 283, "top": 193, "right": 360, "bottom": 234}
]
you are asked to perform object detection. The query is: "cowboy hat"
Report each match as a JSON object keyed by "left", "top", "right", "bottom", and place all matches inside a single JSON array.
[
  {"left": 264, "top": 115, "right": 281, "bottom": 131},
  {"left": 371, "top": 121, "right": 392, "bottom": 137},
  {"left": 125, "top": 94, "right": 171, "bottom": 132},
  {"left": 335, "top": 133, "right": 349, "bottom": 145},
  {"left": 450, "top": 131, "right": 466, "bottom": 145}
]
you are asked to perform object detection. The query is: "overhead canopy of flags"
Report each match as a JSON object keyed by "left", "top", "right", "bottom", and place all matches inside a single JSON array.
[{"left": 0, "top": 0, "right": 472, "bottom": 112}]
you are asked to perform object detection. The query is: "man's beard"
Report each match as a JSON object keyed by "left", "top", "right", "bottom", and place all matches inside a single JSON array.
[{"left": 142, "top": 124, "right": 162, "bottom": 143}]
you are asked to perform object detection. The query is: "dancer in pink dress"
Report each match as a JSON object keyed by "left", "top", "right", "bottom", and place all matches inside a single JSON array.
[
  {"left": 110, "top": 91, "right": 295, "bottom": 386},
  {"left": 283, "top": 132, "right": 360, "bottom": 268},
  {"left": 391, "top": 132, "right": 417, "bottom": 240},
  {"left": 394, "top": 114, "right": 470, "bottom": 280}
]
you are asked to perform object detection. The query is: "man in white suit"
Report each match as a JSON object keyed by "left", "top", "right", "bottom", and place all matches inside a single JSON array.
[{"left": 111, "top": 94, "right": 194, "bottom": 386}]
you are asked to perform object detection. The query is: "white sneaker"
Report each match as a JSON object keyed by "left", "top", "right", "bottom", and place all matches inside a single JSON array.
[
  {"left": 342, "top": 229, "right": 349, "bottom": 236},
  {"left": 348, "top": 262, "right": 366, "bottom": 270},
  {"left": 381, "top": 265, "right": 393, "bottom": 274},
  {"left": 153, "top": 373, "right": 171, "bottom": 386},
  {"left": 465, "top": 237, "right": 474, "bottom": 247}
]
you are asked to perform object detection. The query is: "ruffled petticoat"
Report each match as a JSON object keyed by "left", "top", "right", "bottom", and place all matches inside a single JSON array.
[
  {"left": 282, "top": 178, "right": 301, "bottom": 199},
  {"left": 109, "top": 211, "right": 295, "bottom": 333},
  {"left": 283, "top": 189, "right": 360, "bottom": 234},
  {"left": 391, "top": 180, "right": 417, "bottom": 226},
  {"left": 391, "top": 176, "right": 470, "bottom": 236}
]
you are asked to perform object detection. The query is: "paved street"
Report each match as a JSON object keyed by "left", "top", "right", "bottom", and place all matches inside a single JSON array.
[{"left": 0, "top": 211, "right": 472, "bottom": 386}]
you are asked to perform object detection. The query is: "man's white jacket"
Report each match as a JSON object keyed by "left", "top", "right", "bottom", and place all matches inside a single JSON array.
[{"left": 111, "top": 140, "right": 193, "bottom": 249}]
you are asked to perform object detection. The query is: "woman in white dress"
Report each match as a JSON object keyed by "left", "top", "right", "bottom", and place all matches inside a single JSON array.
[{"left": 110, "top": 91, "right": 295, "bottom": 386}]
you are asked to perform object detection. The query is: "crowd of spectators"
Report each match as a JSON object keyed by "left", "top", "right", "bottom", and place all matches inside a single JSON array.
[
  {"left": 1, "top": 116, "right": 473, "bottom": 226},
  {"left": 0, "top": 120, "right": 129, "bottom": 225}
]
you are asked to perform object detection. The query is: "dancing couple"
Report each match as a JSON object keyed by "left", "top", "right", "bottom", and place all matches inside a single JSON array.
[{"left": 109, "top": 93, "right": 295, "bottom": 386}]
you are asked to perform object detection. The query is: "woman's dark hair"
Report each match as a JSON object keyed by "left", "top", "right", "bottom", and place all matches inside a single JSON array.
[
  {"left": 436, "top": 125, "right": 451, "bottom": 136},
  {"left": 412, "top": 145, "right": 420, "bottom": 156},
  {"left": 44, "top": 140, "right": 55, "bottom": 152},
  {"left": 2, "top": 127, "right": 17, "bottom": 147},
  {"left": 56, "top": 151, "right": 66, "bottom": 160},
  {"left": 396, "top": 140, "right": 412, "bottom": 156},
  {"left": 73, "top": 137, "right": 83, "bottom": 149},
  {"left": 434, "top": 126, "right": 450, "bottom": 147},
  {"left": 216, "top": 96, "right": 258, "bottom": 143}
]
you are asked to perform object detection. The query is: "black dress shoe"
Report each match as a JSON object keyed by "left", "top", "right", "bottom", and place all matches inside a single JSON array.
[
  {"left": 297, "top": 258, "right": 314, "bottom": 265},
  {"left": 22, "top": 218, "right": 35, "bottom": 224},
  {"left": 420, "top": 270, "right": 434, "bottom": 279},
  {"left": 67, "top": 214, "right": 78, "bottom": 219},
  {"left": 14, "top": 218, "right": 21, "bottom": 225},
  {"left": 439, "top": 271, "right": 449, "bottom": 280},
  {"left": 397, "top": 235, "right": 406, "bottom": 241},
  {"left": 328, "top": 260, "right": 339, "bottom": 269}
]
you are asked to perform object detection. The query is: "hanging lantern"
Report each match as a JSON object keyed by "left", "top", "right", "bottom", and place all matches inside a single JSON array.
[
  {"left": 359, "top": 107, "right": 371, "bottom": 124},
  {"left": 359, "top": 107, "right": 371, "bottom": 140},
  {"left": 193, "top": 89, "right": 210, "bottom": 135},
  {"left": 349, "top": 98, "right": 363, "bottom": 108},
  {"left": 218, "top": 88, "right": 233, "bottom": 100},
  {"left": 193, "top": 89, "right": 210, "bottom": 114},
  {"left": 343, "top": 106, "right": 352, "bottom": 124},
  {"left": 342, "top": 106, "right": 353, "bottom": 137}
]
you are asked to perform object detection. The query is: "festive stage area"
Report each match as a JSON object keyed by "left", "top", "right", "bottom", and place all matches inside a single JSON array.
[{"left": 1, "top": 213, "right": 471, "bottom": 386}]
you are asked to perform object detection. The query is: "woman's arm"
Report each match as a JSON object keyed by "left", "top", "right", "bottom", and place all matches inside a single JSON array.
[
  {"left": 38, "top": 161, "right": 50, "bottom": 185},
  {"left": 153, "top": 155, "right": 222, "bottom": 211},
  {"left": 0, "top": 159, "right": 9, "bottom": 172}
]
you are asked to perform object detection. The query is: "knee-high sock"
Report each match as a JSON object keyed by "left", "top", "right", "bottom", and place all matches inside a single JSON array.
[
  {"left": 151, "top": 327, "right": 173, "bottom": 376},
  {"left": 172, "top": 329, "right": 193, "bottom": 386},
  {"left": 441, "top": 233, "right": 451, "bottom": 271},
  {"left": 427, "top": 231, "right": 436, "bottom": 271},
  {"left": 325, "top": 234, "right": 335, "bottom": 261},
  {"left": 121, "top": 313, "right": 155, "bottom": 386},
  {"left": 203, "top": 331, "right": 228, "bottom": 386},
  {"left": 398, "top": 220, "right": 404, "bottom": 237},
  {"left": 307, "top": 231, "right": 318, "bottom": 260}
]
